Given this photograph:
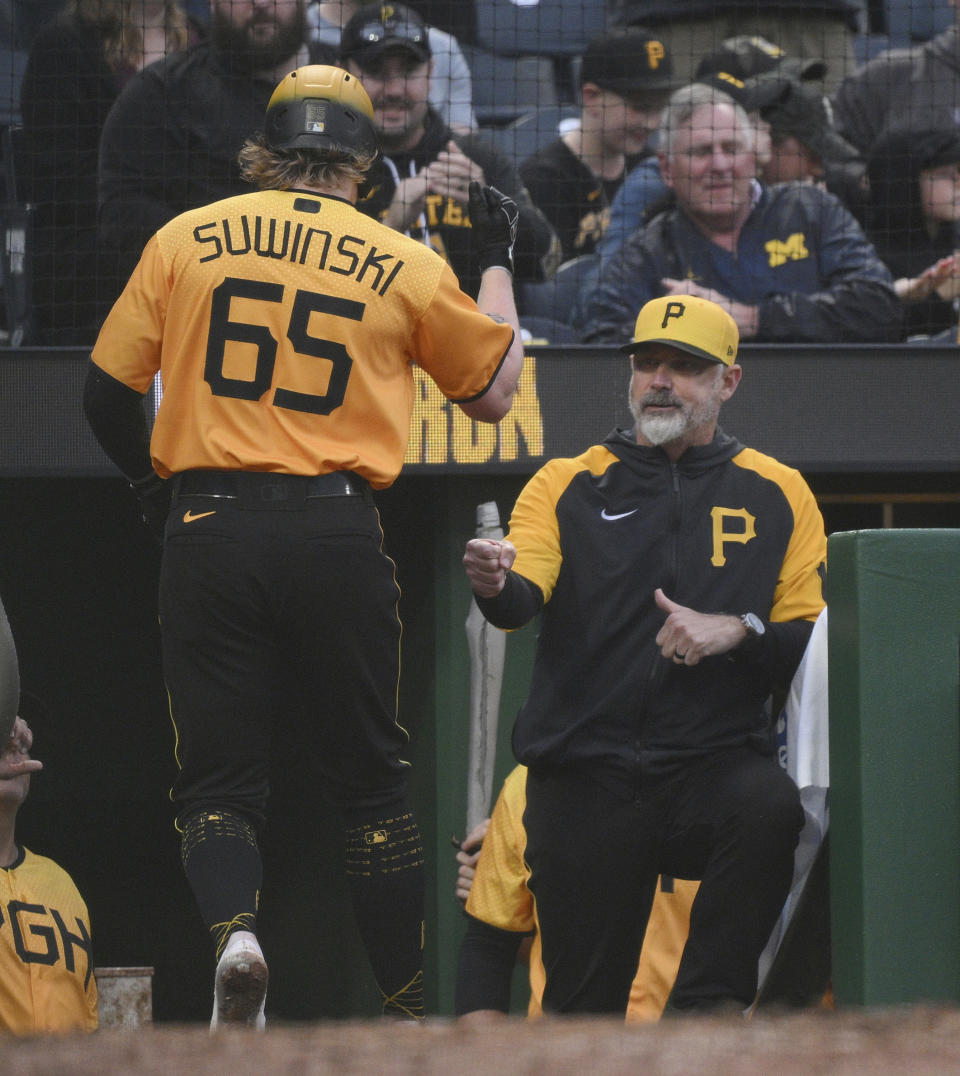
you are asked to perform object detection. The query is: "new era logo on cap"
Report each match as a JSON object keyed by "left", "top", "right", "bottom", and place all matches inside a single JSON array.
[{"left": 620, "top": 295, "right": 739, "bottom": 365}]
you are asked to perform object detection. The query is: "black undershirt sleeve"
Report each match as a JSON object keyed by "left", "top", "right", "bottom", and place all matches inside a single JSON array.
[
  {"left": 82, "top": 360, "right": 154, "bottom": 482},
  {"left": 474, "top": 571, "right": 544, "bottom": 630},
  {"left": 454, "top": 913, "right": 530, "bottom": 1015},
  {"left": 734, "top": 617, "right": 815, "bottom": 690}
]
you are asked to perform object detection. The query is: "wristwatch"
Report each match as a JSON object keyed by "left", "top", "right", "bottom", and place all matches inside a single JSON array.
[{"left": 740, "top": 612, "right": 766, "bottom": 637}]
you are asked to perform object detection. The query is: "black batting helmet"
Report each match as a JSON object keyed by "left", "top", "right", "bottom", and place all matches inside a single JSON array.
[{"left": 264, "top": 65, "right": 380, "bottom": 159}]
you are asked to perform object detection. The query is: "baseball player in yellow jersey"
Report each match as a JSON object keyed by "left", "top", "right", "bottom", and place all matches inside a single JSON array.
[
  {"left": 84, "top": 65, "right": 524, "bottom": 1028},
  {"left": 0, "top": 719, "right": 98, "bottom": 1035},
  {"left": 455, "top": 764, "right": 698, "bottom": 1021},
  {"left": 464, "top": 295, "right": 826, "bottom": 1016}
]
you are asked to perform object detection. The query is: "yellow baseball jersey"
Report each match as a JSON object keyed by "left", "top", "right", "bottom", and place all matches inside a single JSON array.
[
  {"left": 465, "top": 765, "right": 698, "bottom": 1021},
  {"left": 91, "top": 189, "right": 513, "bottom": 487},
  {"left": 0, "top": 847, "right": 98, "bottom": 1035}
]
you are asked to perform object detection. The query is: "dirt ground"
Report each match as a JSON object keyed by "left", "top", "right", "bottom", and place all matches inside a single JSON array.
[{"left": 7, "top": 1006, "right": 960, "bottom": 1075}]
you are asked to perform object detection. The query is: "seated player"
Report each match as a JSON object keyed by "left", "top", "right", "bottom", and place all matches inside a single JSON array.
[
  {"left": 0, "top": 717, "right": 98, "bottom": 1035},
  {"left": 454, "top": 764, "right": 698, "bottom": 1021}
]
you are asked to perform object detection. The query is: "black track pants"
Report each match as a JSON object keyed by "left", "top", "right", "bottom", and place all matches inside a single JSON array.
[{"left": 522, "top": 748, "right": 804, "bottom": 1014}]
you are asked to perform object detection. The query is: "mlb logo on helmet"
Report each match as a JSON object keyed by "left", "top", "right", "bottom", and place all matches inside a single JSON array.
[{"left": 620, "top": 295, "right": 739, "bottom": 366}]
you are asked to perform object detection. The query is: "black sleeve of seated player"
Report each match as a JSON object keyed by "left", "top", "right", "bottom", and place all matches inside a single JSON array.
[
  {"left": 82, "top": 360, "right": 154, "bottom": 482},
  {"left": 454, "top": 913, "right": 529, "bottom": 1015},
  {"left": 474, "top": 571, "right": 544, "bottom": 630}
]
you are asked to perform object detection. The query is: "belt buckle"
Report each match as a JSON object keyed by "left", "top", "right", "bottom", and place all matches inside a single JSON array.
[{"left": 258, "top": 480, "right": 290, "bottom": 503}]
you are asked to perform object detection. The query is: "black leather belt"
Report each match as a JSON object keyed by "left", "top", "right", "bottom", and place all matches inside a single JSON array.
[{"left": 172, "top": 470, "right": 369, "bottom": 505}]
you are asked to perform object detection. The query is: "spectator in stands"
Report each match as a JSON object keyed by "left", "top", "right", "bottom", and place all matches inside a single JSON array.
[
  {"left": 580, "top": 82, "right": 902, "bottom": 345},
  {"left": 608, "top": 0, "right": 861, "bottom": 94},
  {"left": 598, "top": 69, "right": 789, "bottom": 262},
  {"left": 833, "top": 8, "right": 960, "bottom": 157},
  {"left": 598, "top": 35, "right": 843, "bottom": 262},
  {"left": 454, "top": 764, "right": 698, "bottom": 1022},
  {"left": 19, "top": 0, "right": 191, "bottom": 343},
  {"left": 98, "top": 0, "right": 324, "bottom": 295},
  {"left": 341, "top": 3, "right": 557, "bottom": 298},
  {"left": 307, "top": 1, "right": 475, "bottom": 130},
  {"left": 761, "top": 77, "right": 867, "bottom": 224},
  {"left": 763, "top": 79, "right": 859, "bottom": 184},
  {"left": 0, "top": 716, "right": 99, "bottom": 1035},
  {"left": 518, "top": 27, "right": 677, "bottom": 263},
  {"left": 864, "top": 126, "right": 960, "bottom": 340},
  {"left": 688, "top": 35, "right": 863, "bottom": 202}
]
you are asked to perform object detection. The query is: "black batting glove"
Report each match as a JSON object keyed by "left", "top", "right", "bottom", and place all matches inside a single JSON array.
[
  {"left": 468, "top": 181, "right": 519, "bottom": 275},
  {"left": 130, "top": 472, "right": 170, "bottom": 543}
]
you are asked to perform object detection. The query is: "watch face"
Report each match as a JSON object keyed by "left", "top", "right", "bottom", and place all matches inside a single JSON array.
[{"left": 742, "top": 613, "right": 765, "bottom": 636}]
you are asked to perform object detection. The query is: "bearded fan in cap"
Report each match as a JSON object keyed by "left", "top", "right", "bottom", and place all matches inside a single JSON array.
[
  {"left": 307, "top": 1, "right": 476, "bottom": 130},
  {"left": 340, "top": 3, "right": 558, "bottom": 298}
]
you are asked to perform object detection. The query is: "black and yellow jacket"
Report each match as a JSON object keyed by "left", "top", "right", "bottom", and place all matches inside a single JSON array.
[{"left": 477, "top": 428, "right": 827, "bottom": 799}]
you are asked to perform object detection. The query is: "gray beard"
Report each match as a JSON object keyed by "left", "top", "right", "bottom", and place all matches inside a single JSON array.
[{"left": 635, "top": 409, "right": 689, "bottom": 446}]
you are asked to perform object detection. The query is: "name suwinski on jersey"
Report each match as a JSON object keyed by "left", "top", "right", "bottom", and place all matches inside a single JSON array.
[
  {"left": 2, "top": 899, "right": 94, "bottom": 986},
  {"left": 192, "top": 216, "right": 406, "bottom": 296}
]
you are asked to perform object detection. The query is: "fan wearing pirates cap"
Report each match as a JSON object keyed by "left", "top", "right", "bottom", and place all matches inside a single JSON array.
[
  {"left": 463, "top": 294, "right": 826, "bottom": 1016},
  {"left": 83, "top": 65, "right": 524, "bottom": 1028}
]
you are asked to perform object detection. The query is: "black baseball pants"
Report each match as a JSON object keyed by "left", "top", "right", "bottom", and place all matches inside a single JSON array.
[
  {"left": 160, "top": 481, "right": 410, "bottom": 822},
  {"left": 522, "top": 747, "right": 805, "bottom": 1014},
  {"left": 158, "top": 474, "right": 425, "bottom": 1016}
]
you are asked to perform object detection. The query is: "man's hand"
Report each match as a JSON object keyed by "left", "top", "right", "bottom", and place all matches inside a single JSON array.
[
  {"left": 0, "top": 716, "right": 43, "bottom": 780},
  {"left": 896, "top": 254, "right": 960, "bottom": 302},
  {"left": 933, "top": 253, "right": 960, "bottom": 300},
  {"left": 662, "top": 278, "right": 759, "bottom": 339},
  {"left": 423, "top": 141, "right": 484, "bottom": 205},
  {"left": 454, "top": 818, "right": 489, "bottom": 904},
  {"left": 464, "top": 538, "right": 516, "bottom": 598},
  {"left": 468, "top": 182, "right": 520, "bottom": 274},
  {"left": 654, "top": 588, "right": 747, "bottom": 666},
  {"left": 130, "top": 472, "right": 170, "bottom": 543}
]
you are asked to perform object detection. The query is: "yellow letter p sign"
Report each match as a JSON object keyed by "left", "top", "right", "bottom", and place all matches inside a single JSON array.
[{"left": 710, "top": 507, "right": 756, "bottom": 566}]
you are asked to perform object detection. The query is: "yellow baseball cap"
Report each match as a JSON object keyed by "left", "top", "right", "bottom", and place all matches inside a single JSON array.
[{"left": 619, "top": 295, "right": 739, "bottom": 366}]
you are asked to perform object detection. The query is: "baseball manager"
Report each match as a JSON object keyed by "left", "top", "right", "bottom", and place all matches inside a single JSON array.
[{"left": 463, "top": 294, "right": 826, "bottom": 1016}]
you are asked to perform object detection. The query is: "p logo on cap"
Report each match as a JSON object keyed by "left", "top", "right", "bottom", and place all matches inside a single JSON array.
[{"left": 619, "top": 295, "right": 739, "bottom": 365}]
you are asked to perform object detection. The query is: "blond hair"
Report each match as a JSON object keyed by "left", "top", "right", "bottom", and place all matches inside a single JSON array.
[{"left": 238, "top": 134, "right": 376, "bottom": 191}]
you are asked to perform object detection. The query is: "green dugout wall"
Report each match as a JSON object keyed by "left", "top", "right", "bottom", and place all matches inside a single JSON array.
[{"left": 829, "top": 529, "right": 960, "bottom": 1006}]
